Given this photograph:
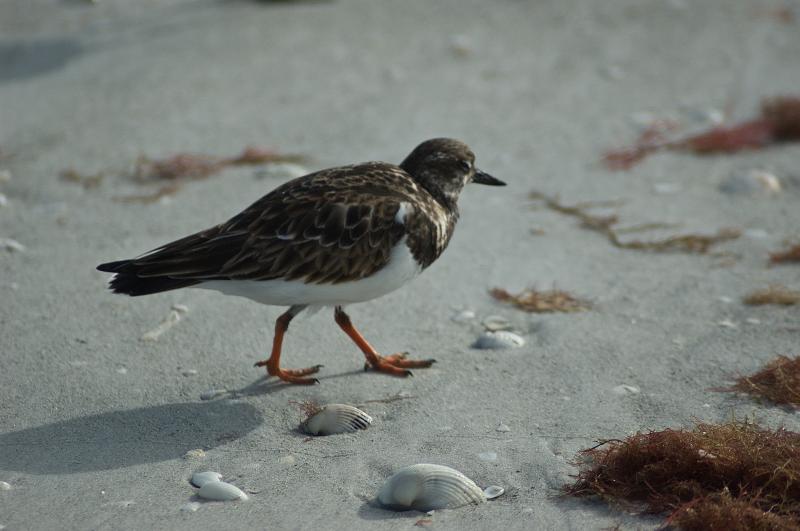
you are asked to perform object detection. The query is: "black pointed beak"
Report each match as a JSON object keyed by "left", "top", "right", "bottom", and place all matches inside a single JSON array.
[{"left": 472, "top": 169, "right": 506, "bottom": 186}]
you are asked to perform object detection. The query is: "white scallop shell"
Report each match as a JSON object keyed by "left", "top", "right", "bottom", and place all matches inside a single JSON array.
[
  {"left": 190, "top": 471, "right": 222, "bottom": 488},
  {"left": 377, "top": 464, "right": 487, "bottom": 511},
  {"left": 197, "top": 481, "right": 248, "bottom": 501},
  {"left": 473, "top": 331, "right": 525, "bottom": 349},
  {"left": 301, "top": 404, "right": 372, "bottom": 436}
]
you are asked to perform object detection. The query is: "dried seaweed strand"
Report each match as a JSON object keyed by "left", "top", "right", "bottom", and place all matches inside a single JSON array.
[
  {"left": 770, "top": 244, "right": 800, "bottom": 265},
  {"left": 744, "top": 286, "right": 800, "bottom": 306},
  {"left": 490, "top": 287, "right": 590, "bottom": 313},
  {"left": 529, "top": 190, "right": 740, "bottom": 254}
]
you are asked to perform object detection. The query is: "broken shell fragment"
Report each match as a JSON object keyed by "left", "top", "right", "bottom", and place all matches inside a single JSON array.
[
  {"left": 377, "top": 464, "right": 487, "bottom": 511},
  {"left": 473, "top": 331, "right": 525, "bottom": 350},
  {"left": 300, "top": 404, "right": 372, "bottom": 436},
  {"left": 190, "top": 471, "right": 222, "bottom": 488},
  {"left": 197, "top": 481, "right": 248, "bottom": 501}
]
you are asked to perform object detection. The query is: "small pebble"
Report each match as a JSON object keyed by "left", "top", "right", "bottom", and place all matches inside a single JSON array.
[
  {"left": 0, "top": 238, "right": 25, "bottom": 252},
  {"left": 718, "top": 319, "right": 737, "bottom": 329},
  {"left": 182, "top": 369, "right": 198, "bottom": 377},
  {"left": 717, "top": 296, "right": 733, "bottom": 304},
  {"left": 481, "top": 315, "right": 512, "bottom": 331},
  {"left": 0, "top": 481, "right": 10, "bottom": 490},
  {"left": 0, "top": 169, "right": 10, "bottom": 183},
  {"left": 184, "top": 449, "right": 206, "bottom": 459},
  {"left": 745, "top": 318, "right": 761, "bottom": 325},
  {"left": 279, "top": 455, "right": 296, "bottom": 465},
  {"left": 101, "top": 500, "right": 135, "bottom": 508},
  {"left": 190, "top": 471, "right": 222, "bottom": 488},
  {"left": 653, "top": 182, "right": 682, "bottom": 195},
  {"left": 473, "top": 331, "right": 525, "bottom": 350},
  {"left": 495, "top": 423, "right": 511, "bottom": 433},
  {"left": 483, "top": 485, "right": 505, "bottom": 500},
  {"left": 197, "top": 481, "right": 248, "bottom": 502},
  {"left": 116, "top": 367, "right": 128, "bottom": 375},
  {"left": 450, "top": 309, "right": 476, "bottom": 323},
  {"left": 199, "top": 388, "right": 227, "bottom": 401},
  {"left": 478, "top": 451, "right": 498, "bottom": 462},
  {"left": 612, "top": 384, "right": 640, "bottom": 395},
  {"left": 0, "top": 193, "right": 7, "bottom": 207},
  {"left": 180, "top": 502, "right": 201, "bottom": 512}
]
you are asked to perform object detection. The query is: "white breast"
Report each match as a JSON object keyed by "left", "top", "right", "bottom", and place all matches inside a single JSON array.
[{"left": 196, "top": 239, "right": 422, "bottom": 306}]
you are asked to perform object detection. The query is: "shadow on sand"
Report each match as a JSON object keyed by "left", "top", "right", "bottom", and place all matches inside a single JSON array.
[{"left": 0, "top": 400, "right": 261, "bottom": 474}]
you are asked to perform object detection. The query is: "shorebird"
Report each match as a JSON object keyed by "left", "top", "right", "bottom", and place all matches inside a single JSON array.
[{"left": 98, "top": 138, "right": 505, "bottom": 384}]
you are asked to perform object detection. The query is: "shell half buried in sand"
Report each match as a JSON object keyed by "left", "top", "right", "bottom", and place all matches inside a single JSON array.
[
  {"left": 377, "top": 464, "right": 487, "bottom": 511},
  {"left": 300, "top": 404, "right": 373, "bottom": 436}
]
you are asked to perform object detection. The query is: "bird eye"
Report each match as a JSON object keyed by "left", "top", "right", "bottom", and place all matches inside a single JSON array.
[{"left": 459, "top": 161, "right": 472, "bottom": 172}]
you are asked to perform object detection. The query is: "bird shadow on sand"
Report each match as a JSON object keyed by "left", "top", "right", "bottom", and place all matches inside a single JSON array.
[
  {"left": 230, "top": 368, "right": 378, "bottom": 397},
  {"left": 0, "top": 401, "right": 261, "bottom": 475}
]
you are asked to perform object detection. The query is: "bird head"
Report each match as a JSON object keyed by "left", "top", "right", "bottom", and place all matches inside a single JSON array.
[{"left": 400, "top": 138, "right": 505, "bottom": 208}]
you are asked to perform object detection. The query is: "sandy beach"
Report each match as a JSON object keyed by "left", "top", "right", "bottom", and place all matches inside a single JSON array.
[{"left": 1, "top": 1, "right": 799, "bottom": 529}]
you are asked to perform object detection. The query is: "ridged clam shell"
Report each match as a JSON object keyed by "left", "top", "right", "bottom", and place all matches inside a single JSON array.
[
  {"left": 301, "top": 404, "right": 372, "bottom": 436},
  {"left": 473, "top": 331, "right": 525, "bottom": 349},
  {"left": 377, "top": 464, "right": 487, "bottom": 511},
  {"left": 197, "top": 481, "right": 248, "bottom": 501}
]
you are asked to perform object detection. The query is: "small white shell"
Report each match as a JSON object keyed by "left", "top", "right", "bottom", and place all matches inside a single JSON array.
[
  {"left": 483, "top": 485, "right": 505, "bottom": 500},
  {"left": 473, "top": 331, "right": 525, "bottom": 350},
  {"left": 301, "top": 404, "right": 372, "bottom": 436},
  {"left": 377, "top": 464, "right": 487, "bottom": 511},
  {"left": 197, "top": 481, "right": 248, "bottom": 501},
  {"left": 190, "top": 471, "right": 222, "bottom": 488},
  {"left": 481, "top": 315, "right": 512, "bottom": 331}
]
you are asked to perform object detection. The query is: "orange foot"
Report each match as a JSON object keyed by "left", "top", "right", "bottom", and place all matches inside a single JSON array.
[
  {"left": 364, "top": 352, "right": 436, "bottom": 377},
  {"left": 254, "top": 360, "right": 323, "bottom": 385}
]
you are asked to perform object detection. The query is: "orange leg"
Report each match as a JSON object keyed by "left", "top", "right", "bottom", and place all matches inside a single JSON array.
[
  {"left": 255, "top": 305, "right": 322, "bottom": 385},
  {"left": 333, "top": 306, "right": 435, "bottom": 377}
]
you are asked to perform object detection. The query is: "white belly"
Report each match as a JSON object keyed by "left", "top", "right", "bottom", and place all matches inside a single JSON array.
[{"left": 197, "top": 239, "right": 422, "bottom": 306}]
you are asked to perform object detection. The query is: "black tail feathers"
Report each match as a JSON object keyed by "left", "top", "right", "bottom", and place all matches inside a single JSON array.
[{"left": 97, "top": 260, "right": 199, "bottom": 296}]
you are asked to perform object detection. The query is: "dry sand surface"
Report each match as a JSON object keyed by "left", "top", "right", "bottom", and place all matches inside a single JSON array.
[{"left": 1, "top": 1, "right": 799, "bottom": 529}]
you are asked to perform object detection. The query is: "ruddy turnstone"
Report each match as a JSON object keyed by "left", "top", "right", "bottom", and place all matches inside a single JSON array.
[{"left": 98, "top": 138, "right": 505, "bottom": 384}]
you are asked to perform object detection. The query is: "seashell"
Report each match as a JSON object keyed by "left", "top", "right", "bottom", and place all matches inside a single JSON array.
[
  {"left": 481, "top": 315, "right": 512, "bottom": 331},
  {"left": 197, "top": 480, "right": 248, "bottom": 501},
  {"left": 719, "top": 169, "right": 781, "bottom": 195},
  {"left": 300, "top": 404, "right": 372, "bottom": 436},
  {"left": 377, "top": 464, "right": 487, "bottom": 511},
  {"left": 450, "top": 309, "right": 476, "bottom": 323},
  {"left": 199, "top": 388, "right": 227, "bottom": 401},
  {"left": 472, "top": 331, "right": 525, "bottom": 350},
  {"left": 612, "top": 384, "right": 640, "bottom": 396},
  {"left": 483, "top": 485, "right": 505, "bottom": 500},
  {"left": 0, "top": 481, "right": 10, "bottom": 490},
  {"left": 190, "top": 471, "right": 222, "bottom": 488}
]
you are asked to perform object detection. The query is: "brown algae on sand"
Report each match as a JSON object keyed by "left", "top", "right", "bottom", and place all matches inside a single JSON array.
[
  {"left": 529, "top": 191, "right": 740, "bottom": 254},
  {"left": 722, "top": 356, "right": 800, "bottom": 407},
  {"left": 770, "top": 243, "right": 800, "bottom": 265},
  {"left": 743, "top": 286, "right": 800, "bottom": 306},
  {"left": 490, "top": 287, "right": 590, "bottom": 313},
  {"left": 564, "top": 420, "right": 800, "bottom": 529},
  {"left": 603, "top": 95, "right": 800, "bottom": 170}
]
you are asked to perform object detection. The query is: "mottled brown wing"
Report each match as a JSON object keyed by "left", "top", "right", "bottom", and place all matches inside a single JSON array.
[{"left": 126, "top": 163, "right": 418, "bottom": 284}]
